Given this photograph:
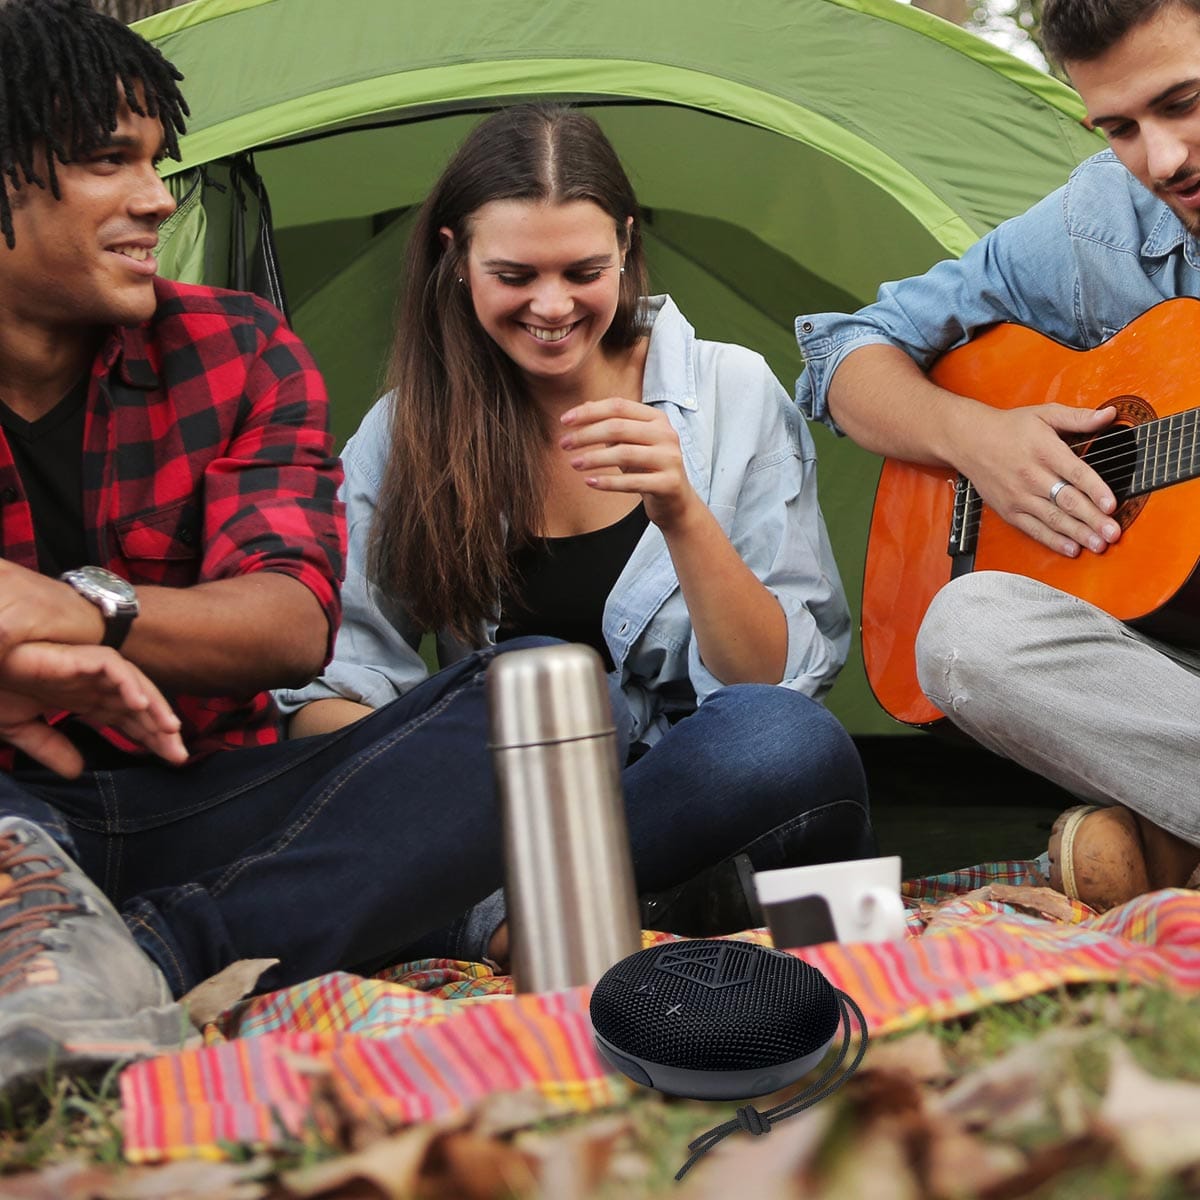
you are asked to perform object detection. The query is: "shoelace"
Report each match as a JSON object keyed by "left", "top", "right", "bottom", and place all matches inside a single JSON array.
[
  {"left": 675, "top": 989, "right": 869, "bottom": 1181},
  {"left": 0, "top": 833, "right": 76, "bottom": 998}
]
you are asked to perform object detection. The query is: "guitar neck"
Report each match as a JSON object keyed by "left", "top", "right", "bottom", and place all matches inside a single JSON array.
[{"left": 1128, "top": 406, "right": 1200, "bottom": 495}]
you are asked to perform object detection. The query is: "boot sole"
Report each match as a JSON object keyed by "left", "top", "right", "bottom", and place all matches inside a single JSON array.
[{"left": 0, "top": 1003, "right": 196, "bottom": 1103}]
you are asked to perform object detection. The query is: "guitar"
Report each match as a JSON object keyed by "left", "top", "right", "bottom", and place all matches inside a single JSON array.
[{"left": 862, "top": 298, "right": 1200, "bottom": 727}]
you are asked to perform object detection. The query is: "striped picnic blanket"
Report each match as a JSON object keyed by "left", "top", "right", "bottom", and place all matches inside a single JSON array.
[{"left": 121, "top": 861, "right": 1200, "bottom": 1163}]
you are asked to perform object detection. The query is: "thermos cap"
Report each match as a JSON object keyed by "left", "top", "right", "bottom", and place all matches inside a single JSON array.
[{"left": 487, "top": 643, "right": 616, "bottom": 748}]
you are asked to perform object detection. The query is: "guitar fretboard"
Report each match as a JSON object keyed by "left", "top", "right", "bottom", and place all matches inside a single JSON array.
[{"left": 1131, "top": 407, "right": 1200, "bottom": 495}]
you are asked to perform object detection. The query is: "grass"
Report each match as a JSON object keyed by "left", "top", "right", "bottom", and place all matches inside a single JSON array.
[
  {"left": 0, "top": 1063, "right": 126, "bottom": 1172},
  {"left": 0, "top": 981, "right": 1197, "bottom": 1197},
  {"left": 933, "top": 980, "right": 1200, "bottom": 1078}
]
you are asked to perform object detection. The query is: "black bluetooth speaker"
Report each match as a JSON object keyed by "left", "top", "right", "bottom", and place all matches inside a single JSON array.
[{"left": 589, "top": 939, "right": 842, "bottom": 1100}]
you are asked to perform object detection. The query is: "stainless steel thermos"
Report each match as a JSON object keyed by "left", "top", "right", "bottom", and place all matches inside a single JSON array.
[{"left": 487, "top": 643, "right": 641, "bottom": 993}]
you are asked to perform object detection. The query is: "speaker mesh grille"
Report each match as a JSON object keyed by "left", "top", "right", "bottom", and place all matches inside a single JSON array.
[{"left": 589, "top": 940, "right": 840, "bottom": 1070}]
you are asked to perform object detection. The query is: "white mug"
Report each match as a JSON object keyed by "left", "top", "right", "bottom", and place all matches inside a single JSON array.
[{"left": 753, "top": 856, "right": 907, "bottom": 949}]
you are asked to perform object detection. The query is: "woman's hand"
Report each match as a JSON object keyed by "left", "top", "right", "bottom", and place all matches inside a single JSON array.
[
  {"left": 562, "top": 396, "right": 787, "bottom": 685},
  {"left": 559, "top": 397, "right": 702, "bottom": 530}
]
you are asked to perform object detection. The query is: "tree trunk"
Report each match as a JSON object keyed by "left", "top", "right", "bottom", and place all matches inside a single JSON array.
[{"left": 910, "top": 0, "right": 971, "bottom": 24}]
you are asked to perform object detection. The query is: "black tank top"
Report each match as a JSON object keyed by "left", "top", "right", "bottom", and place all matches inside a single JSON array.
[{"left": 497, "top": 502, "right": 649, "bottom": 670}]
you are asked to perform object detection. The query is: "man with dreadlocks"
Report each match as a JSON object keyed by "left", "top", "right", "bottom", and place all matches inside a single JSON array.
[{"left": 0, "top": 0, "right": 521, "bottom": 1096}]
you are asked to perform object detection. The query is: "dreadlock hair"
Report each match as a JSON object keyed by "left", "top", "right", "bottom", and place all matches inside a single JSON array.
[
  {"left": 370, "top": 103, "right": 650, "bottom": 646},
  {"left": 0, "top": 0, "right": 189, "bottom": 249}
]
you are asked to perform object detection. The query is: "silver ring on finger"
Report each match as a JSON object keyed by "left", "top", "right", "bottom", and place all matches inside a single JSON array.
[{"left": 1048, "top": 479, "right": 1070, "bottom": 505}]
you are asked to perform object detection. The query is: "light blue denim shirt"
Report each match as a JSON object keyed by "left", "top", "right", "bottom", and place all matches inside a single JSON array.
[
  {"left": 277, "top": 295, "right": 850, "bottom": 745},
  {"left": 796, "top": 150, "right": 1200, "bottom": 429}
]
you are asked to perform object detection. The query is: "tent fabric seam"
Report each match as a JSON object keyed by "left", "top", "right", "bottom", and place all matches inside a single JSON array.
[
  {"left": 162, "top": 59, "right": 980, "bottom": 256},
  {"left": 137, "top": 0, "right": 1086, "bottom": 123}
]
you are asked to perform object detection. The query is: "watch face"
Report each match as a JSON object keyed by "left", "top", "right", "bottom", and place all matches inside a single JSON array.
[{"left": 73, "top": 566, "right": 137, "bottom": 604}]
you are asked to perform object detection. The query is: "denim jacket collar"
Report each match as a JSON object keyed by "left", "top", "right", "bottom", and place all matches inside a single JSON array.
[
  {"left": 1142, "top": 204, "right": 1200, "bottom": 269},
  {"left": 639, "top": 295, "right": 698, "bottom": 413}
]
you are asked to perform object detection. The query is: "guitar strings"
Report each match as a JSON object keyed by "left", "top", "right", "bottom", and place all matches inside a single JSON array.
[{"left": 952, "top": 414, "right": 1199, "bottom": 536}]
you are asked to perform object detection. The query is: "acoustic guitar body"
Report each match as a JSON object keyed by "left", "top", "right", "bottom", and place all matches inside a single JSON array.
[{"left": 862, "top": 299, "right": 1200, "bottom": 726}]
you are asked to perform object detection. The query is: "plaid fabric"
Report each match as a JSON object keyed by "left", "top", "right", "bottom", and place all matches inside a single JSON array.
[
  {"left": 0, "top": 279, "right": 344, "bottom": 766},
  {"left": 121, "top": 862, "right": 1200, "bottom": 1163}
]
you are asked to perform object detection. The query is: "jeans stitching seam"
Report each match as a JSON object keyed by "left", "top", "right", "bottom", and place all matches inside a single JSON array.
[
  {"left": 96, "top": 770, "right": 120, "bottom": 896},
  {"left": 65, "top": 733, "right": 361, "bottom": 836},
  {"left": 126, "top": 911, "right": 184, "bottom": 991},
  {"left": 208, "top": 679, "right": 476, "bottom": 897}
]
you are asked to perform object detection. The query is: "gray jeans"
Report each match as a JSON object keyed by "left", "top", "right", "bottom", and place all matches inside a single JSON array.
[{"left": 916, "top": 571, "right": 1200, "bottom": 846}]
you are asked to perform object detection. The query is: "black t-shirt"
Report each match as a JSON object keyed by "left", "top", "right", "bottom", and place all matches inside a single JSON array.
[
  {"left": 0, "top": 379, "right": 88, "bottom": 576},
  {"left": 497, "top": 502, "right": 650, "bottom": 671}
]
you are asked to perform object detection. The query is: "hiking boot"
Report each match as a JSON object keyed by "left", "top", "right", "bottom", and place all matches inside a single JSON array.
[{"left": 0, "top": 817, "right": 195, "bottom": 1100}]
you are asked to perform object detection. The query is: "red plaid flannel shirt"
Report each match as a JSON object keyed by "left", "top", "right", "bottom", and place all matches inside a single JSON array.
[{"left": 0, "top": 279, "right": 345, "bottom": 767}]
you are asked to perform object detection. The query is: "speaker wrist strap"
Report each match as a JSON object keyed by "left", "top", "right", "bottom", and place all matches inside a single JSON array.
[{"left": 675, "top": 990, "right": 869, "bottom": 1182}]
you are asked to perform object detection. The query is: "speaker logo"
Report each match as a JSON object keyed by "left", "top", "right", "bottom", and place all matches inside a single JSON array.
[{"left": 652, "top": 943, "right": 760, "bottom": 990}]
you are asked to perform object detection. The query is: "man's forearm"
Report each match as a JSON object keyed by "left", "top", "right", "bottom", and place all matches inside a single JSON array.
[
  {"left": 826, "top": 343, "right": 974, "bottom": 468},
  {"left": 122, "top": 572, "right": 330, "bottom": 695},
  {"left": 0, "top": 561, "right": 330, "bottom": 696}
]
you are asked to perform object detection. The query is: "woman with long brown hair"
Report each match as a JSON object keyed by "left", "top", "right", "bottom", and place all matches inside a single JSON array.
[{"left": 278, "top": 104, "right": 872, "bottom": 962}]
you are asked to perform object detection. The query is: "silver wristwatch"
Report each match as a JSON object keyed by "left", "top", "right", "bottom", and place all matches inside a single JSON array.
[{"left": 60, "top": 566, "right": 140, "bottom": 650}]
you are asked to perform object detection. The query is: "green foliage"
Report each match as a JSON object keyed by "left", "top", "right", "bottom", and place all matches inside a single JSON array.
[{"left": 0, "top": 1065, "right": 125, "bottom": 1172}]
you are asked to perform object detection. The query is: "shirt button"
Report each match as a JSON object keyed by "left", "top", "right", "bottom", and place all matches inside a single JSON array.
[
  {"left": 0, "top": 487, "right": 17, "bottom": 503},
  {"left": 178, "top": 527, "right": 195, "bottom": 545},
  {"left": 801, "top": 321, "right": 814, "bottom": 333}
]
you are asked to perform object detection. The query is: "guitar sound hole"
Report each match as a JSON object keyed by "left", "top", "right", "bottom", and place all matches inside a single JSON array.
[
  {"left": 1079, "top": 423, "right": 1147, "bottom": 528},
  {"left": 1081, "top": 424, "right": 1137, "bottom": 501}
]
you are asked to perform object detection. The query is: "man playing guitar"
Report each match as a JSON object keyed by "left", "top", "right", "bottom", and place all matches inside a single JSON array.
[{"left": 796, "top": 0, "right": 1200, "bottom": 910}]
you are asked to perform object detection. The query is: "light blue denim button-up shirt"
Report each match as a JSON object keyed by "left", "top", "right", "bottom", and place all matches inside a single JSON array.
[
  {"left": 277, "top": 295, "right": 850, "bottom": 746},
  {"left": 796, "top": 150, "right": 1200, "bottom": 430}
]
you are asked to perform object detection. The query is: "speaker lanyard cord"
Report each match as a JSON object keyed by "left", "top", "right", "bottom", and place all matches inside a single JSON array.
[{"left": 674, "top": 989, "right": 869, "bottom": 1182}]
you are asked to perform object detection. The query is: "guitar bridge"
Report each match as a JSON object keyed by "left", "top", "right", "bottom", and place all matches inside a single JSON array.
[{"left": 947, "top": 475, "right": 979, "bottom": 577}]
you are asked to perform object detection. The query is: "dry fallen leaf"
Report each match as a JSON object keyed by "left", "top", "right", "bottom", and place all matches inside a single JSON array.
[
  {"left": 863, "top": 1032, "right": 951, "bottom": 1084},
  {"left": 849, "top": 1064, "right": 929, "bottom": 1123},
  {"left": 0, "top": 1159, "right": 117, "bottom": 1200},
  {"left": 933, "top": 1029, "right": 1091, "bottom": 1133},
  {"left": 815, "top": 1115, "right": 923, "bottom": 1200},
  {"left": 982, "top": 885, "right": 1080, "bottom": 923},
  {"left": 0, "top": 1157, "right": 273, "bottom": 1200},
  {"left": 471, "top": 1087, "right": 570, "bottom": 1139},
  {"left": 929, "top": 885, "right": 1079, "bottom": 926},
  {"left": 923, "top": 1128, "right": 1026, "bottom": 1199},
  {"left": 430, "top": 1129, "right": 537, "bottom": 1200},
  {"left": 519, "top": 1114, "right": 631, "bottom": 1200},
  {"left": 1098, "top": 1042, "right": 1200, "bottom": 1175},
  {"left": 973, "top": 1135, "right": 1111, "bottom": 1200},
  {"left": 280, "top": 1121, "right": 449, "bottom": 1199},
  {"left": 1051, "top": 1079, "right": 1091, "bottom": 1138},
  {"left": 179, "top": 958, "right": 279, "bottom": 1028},
  {"left": 99, "top": 1158, "right": 270, "bottom": 1200},
  {"left": 675, "top": 1105, "right": 834, "bottom": 1199}
]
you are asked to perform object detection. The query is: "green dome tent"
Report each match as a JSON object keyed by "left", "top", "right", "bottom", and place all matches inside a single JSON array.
[{"left": 139, "top": 0, "right": 1102, "bottom": 733}]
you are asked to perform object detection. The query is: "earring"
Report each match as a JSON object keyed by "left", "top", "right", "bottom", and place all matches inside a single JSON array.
[
  {"left": 619, "top": 267, "right": 625, "bottom": 275},
  {"left": 457, "top": 276, "right": 465, "bottom": 285}
]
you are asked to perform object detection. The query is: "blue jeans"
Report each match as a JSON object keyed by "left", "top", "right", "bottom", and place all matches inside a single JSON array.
[
  {"left": 1, "top": 642, "right": 869, "bottom": 996},
  {"left": 401, "top": 677, "right": 874, "bottom": 962}
]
